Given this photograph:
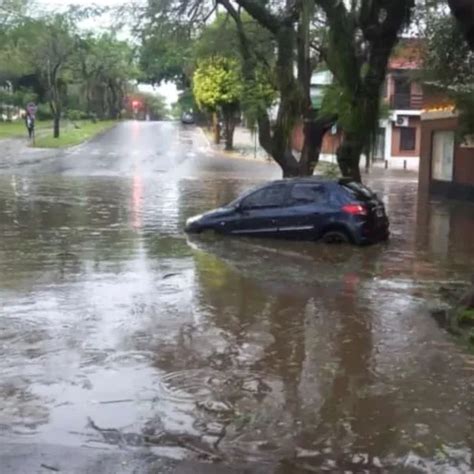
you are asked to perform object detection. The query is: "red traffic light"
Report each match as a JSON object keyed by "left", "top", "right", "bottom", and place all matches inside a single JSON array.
[{"left": 132, "top": 100, "right": 141, "bottom": 108}]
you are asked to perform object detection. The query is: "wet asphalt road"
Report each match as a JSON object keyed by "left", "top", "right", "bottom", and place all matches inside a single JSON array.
[{"left": 1, "top": 121, "right": 474, "bottom": 473}]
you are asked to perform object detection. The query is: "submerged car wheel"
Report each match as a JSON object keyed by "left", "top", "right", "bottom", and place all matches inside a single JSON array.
[{"left": 321, "top": 230, "right": 350, "bottom": 244}]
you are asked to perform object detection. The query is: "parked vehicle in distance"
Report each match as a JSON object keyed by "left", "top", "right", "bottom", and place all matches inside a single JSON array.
[
  {"left": 185, "top": 178, "right": 389, "bottom": 245},
  {"left": 181, "top": 112, "right": 194, "bottom": 124}
]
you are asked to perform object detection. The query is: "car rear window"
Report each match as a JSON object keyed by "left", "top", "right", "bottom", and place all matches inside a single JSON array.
[
  {"left": 290, "top": 184, "right": 326, "bottom": 203},
  {"left": 341, "top": 181, "right": 375, "bottom": 201},
  {"left": 240, "top": 184, "right": 288, "bottom": 208}
]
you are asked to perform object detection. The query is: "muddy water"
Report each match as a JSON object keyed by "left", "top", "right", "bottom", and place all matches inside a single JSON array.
[{"left": 0, "top": 170, "right": 473, "bottom": 472}]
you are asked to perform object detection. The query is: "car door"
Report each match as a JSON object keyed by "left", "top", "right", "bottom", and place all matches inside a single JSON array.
[
  {"left": 280, "top": 183, "right": 329, "bottom": 239},
  {"left": 229, "top": 184, "right": 289, "bottom": 237}
]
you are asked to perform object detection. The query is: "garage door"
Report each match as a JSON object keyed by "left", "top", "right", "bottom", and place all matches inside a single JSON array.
[{"left": 432, "top": 131, "right": 454, "bottom": 181}]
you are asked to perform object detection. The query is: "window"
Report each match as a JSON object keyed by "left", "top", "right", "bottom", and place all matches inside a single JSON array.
[
  {"left": 399, "top": 127, "right": 416, "bottom": 151},
  {"left": 240, "top": 184, "right": 287, "bottom": 209},
  {"left": 290, "top": 184, "right": 326, "bottom": 204},
  {"left": 394, "top": 77, "right": 411, "bottom": 95}
]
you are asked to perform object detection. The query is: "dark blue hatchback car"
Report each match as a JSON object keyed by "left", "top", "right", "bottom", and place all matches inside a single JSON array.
[{"left": 185, "top": 178, "right": 389, "bottom": 245}]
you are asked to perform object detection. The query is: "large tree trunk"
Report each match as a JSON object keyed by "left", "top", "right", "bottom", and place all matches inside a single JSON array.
[
  {"left": 212, "top": 112, "right": 221, "bottom": 145},
  {"left": 48, "top": 68, "right": 62, "bottom": 139},
  {"left": 299, "top": 115, "right": 337, "bottom": 176},
  {"left": 220, "top": 0, "right": 328, "bottom": 178},
  {"left": 336, "top": 131, "right": 363, "bottom": 182},
  {"left": 222, "top": 104, "right": 237, "bottom": 150},
  {"left": 49, "top": 97, "right": 61, "bottom": 139},
  {"left": 266, "top": 26, "right": 302, "bottom": 177},
  {"left": 53, "top": 113, "right": 60, "bottom": 139},
  {"left": 224, "top": 118, "right": 235, "bottom": 151},
  {"left": 448, "top": 0, "right": 474, "bottom": 50}
]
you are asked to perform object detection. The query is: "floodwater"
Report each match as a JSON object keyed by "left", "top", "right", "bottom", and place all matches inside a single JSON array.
[{"left": 0, "top": 122, "right": 473, "bottom": 473}]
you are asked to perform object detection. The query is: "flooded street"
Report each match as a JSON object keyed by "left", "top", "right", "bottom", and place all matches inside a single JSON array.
[{"left": 0, "top": 121, "right": 473, "bottom": 473}]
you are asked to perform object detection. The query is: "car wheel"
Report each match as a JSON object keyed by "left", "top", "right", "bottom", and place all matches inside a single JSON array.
[{"left": 321, "top": 230, "right": 350, "bottom": 244}]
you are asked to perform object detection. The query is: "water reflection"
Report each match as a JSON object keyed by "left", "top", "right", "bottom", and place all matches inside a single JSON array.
[{"left": 0, "top": 174, "right": 473, "bottom": 472}]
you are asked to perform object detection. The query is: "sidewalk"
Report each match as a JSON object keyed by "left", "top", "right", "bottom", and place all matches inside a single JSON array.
[
  {"left": 207, "top": 126, "right": 419, "bottom": 180},
  {"left": 0, "top": 137, "right": 64, "bottom": 169},
  {"left": 201, "top": 126, "right": 271, "bottom": 163}
]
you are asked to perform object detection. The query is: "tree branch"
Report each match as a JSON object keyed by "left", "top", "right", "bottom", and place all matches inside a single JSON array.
[{"left": 231, "top": 0, "right": 283, "bottom": 35}]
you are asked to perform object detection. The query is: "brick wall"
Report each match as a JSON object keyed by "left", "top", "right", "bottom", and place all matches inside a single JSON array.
[
  {"left": 419, "top": 114, "right": 474, "bottom": 200},
  {"left": 391, "top": 116, "right": 421, "bottom": 158}
]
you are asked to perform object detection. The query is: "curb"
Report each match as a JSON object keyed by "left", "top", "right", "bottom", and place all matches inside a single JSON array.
[
  {"left": 31, "top": 122, "right": 119, "bottom": 151},
  {"left": 198, "top": 126, "right": 272, "bottom": 164}
]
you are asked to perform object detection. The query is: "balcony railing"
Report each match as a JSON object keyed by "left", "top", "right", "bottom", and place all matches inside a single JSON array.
[{"left": 389, "top": 93, "right": 423, "bottom": 110}]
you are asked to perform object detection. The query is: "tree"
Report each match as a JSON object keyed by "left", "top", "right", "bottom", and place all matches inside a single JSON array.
[
  {"left": 139, "top": 22, "right": 193, "bottom": 90},
  {"left": 72, "top": 34, "right": 138, "bottom": 120},
  {"left": 214, "top": 0, "right": 338, "bottom": 177},
  {"left": 138, "top": 0, "right": 336, "bottom": 177},
  {"left": 21, "top": 14, "right": 76, "bottom": 138},
  {"left": 423, "top": 10, "right": 474, "bottom": 136},
  {"left": 448, "top": 0, "right": 474, "bottom": 50},
  {"left": 193, "top": 57, "right": 242, "bottom": 150},
  {"left": 314, "top": 0, "right": 415, "bottom": 181},
  {"left": 193, "top": 12, "right": 277, "bottom": 145}
]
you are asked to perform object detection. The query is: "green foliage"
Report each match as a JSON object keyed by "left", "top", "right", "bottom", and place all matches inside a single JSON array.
[
  {"left": 241, "top": 70, "right": 277, "bottom": 130},
  {"left": 0, "top": 120, "right": 48, "bottom": 138},
  {"left": 36, "top": 103, "right": 54, "bottom": 120},
  {"left": 193, "top": 13, "right": 277, "bottom": 129},
  {"left": 0, "top": 3, "right": 139, "bottom": 135},
  {"left": 34, "top": 120, "right": 117, "bottom": 148},
  {"left": 72, "top": 33, "right": 138, "bottom": 119},
  {"left": 67, "top": 109, "right": 89, "bottom": 121},
  {"left": 139, "top": 23, "right": 193, "bottom": 88},
  {"left": 193, "top": 57, "right": 242, "bottom": 112},
  {"left": 193, "top": 12, "right": 274, "bottom": 63},
  {"left": 458, "top": 308, "right": 474, "bottom": 327},
  {"left": 0, "top": 87, "right": 37, "bottom": 107},
  {"left": 423, "top": 12, "right": 474, "bottom": 135},
  {"left": 321, "top": 82, "right": 389, "bottom": 135},
  {"left": 424, "top": 13, "right": 473, "bottom": 88},
  {"left": 193, "top": 14, "right": 241, "bottom": 61}
]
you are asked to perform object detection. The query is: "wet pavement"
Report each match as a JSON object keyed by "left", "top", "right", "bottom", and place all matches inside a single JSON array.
[{"left": 0, "top": 121, "right": 474, "bottom": 473}]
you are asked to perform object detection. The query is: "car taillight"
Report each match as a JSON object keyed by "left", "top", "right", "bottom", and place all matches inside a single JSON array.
[{"left": 342, "top": 203, "right": 368, "bottom": 216}]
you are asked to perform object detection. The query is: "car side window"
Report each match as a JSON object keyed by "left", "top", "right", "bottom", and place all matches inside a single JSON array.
[
  {"left": 240, "top": 184, "right": 287, "bottom": 209},
  {"left": 290, "top": 184, "right": 326, "bottom": 204}
]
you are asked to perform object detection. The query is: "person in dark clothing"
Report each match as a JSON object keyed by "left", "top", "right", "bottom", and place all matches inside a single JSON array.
[{"left": 25, "top": 111, "right": 35, "bottom": 139}]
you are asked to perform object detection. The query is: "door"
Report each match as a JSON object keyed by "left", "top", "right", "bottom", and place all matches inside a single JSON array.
[
  {"left": 231, "top": 184, "right": 288, "bottom": 237},
  {"left": 373, "top": 127, "right": 385, "bottom": 161},
  {"left": 282, "top": 183, "right": 329, "bottom": 239},
  {"left": 432, "top": 131, "right": 454, "bottom": 182}
]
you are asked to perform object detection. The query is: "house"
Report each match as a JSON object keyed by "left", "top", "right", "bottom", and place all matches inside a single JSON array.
[
  {"left": 418, "top": 92, "right": 474, "bottom": 201},
  {"left": 293, "top": 40, "right": 424, "bottom": 170}
]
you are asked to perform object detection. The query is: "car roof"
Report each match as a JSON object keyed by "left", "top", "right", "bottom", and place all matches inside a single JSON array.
[{"left": 263, "top": 177, "right": 343, "bottom": 187}]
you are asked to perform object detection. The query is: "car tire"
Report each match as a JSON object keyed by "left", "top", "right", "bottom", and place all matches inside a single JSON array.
[{"left": 321, "top": 230, "right": 350, "bottom": 244}]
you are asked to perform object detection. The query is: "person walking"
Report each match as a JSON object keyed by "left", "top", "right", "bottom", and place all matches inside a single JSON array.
[{"left": 25, "top": 110, "right": 35, "bottom": 140}]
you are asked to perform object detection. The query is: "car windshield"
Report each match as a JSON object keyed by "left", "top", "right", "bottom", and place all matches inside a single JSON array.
[
  {"left": 341, "top": 181, "right": 375, "bottom": 201},
  {"left": 226, "top": 185, "right": 264, "bottom": 208}
]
